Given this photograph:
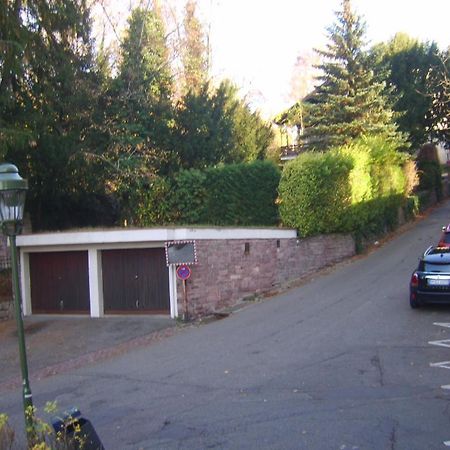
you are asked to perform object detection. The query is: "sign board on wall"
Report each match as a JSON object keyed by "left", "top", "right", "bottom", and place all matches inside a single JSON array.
[{"left": 165, "top": 241, "right": 197, "bottom": 266}]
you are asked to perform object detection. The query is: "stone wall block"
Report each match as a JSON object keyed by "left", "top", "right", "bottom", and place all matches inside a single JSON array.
[{"left": 180, "top": 234, "right": 355, "bottom": 318}]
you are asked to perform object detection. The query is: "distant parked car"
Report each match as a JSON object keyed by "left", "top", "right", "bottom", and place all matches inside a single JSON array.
[
  {"left": 438, "top": 224, "right": 450, "bottom": 247},
  {"left": 410, "top": 246, "right": 450, "bottom": 308}
]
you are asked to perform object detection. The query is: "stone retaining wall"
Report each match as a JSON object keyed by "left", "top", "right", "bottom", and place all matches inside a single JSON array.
[{"left": 178, "top": 233, "right": 355, "bottom": 317}]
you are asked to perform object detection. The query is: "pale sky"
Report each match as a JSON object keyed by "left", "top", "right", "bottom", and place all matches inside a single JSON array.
[{"left": 197, "top": 0, "right": 450, "bottom": 117}]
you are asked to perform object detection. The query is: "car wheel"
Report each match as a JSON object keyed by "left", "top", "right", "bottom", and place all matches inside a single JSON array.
[{"left": 410, "top": 294, "right": 420, "bottom": 309}]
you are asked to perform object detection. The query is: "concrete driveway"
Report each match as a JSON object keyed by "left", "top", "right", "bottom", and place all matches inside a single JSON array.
[{"left": 0, "top": 315, "right": 176, "bottom": 389}]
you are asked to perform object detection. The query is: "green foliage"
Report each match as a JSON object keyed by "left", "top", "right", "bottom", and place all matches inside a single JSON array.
[
  {"left": 173, "top": 82, "right": 234, "bottom": 169},
  {"left": 279, "top": 135, "right": 415, "bottom": 237},
  {"left": 301, "top": 0, "right": 403, "bottom": 150},
  {"left": 133, "top": 176, "right": 176, "bottom": 226},
  {"left": 34, "top": 193, "right": 119, "bottom": 231},
  {"left": 1, "top": 402, "right": 91, "bottom": 449},
  {"left": 404, "top": 195, "right": 420, "bottom": 220},
  {"left": 341, "top": 135, "right": 409, "bottom": 198},
  {"left": 120, "top": 8, "right": 173, "bottom": 103},
  {"left": 278, "top": 151, "right": 353, "bottom": 235},
  {"left": 199, "top": 162, "right": 280, "bottom": 226},
  {"left": 93, "top": 6, "right": 177, "bottom": 226},
  {"left": 344, "top": 135, "right": 412, "bottom": 236},
  {"left": 139, "top": 161, "right": 280, "bottom": 227},
  {"left": 0, "top": 0, "right": 106, "bottom": 231},
  {"left": 228, "top": 96, "right": 274, "bottom": 162},
  {"left": 0, "top": 412, "right": 15, "bottom": 449},
  {"left": 0, "top": 1, "right": 277, "bottom": 231},
  {"left": 173, "top": 80, "right": 273, "bottom": 170},
  {"left": 416, "top": 160, "right": 443, "bottom": 201},
  {"left": 171, "top": 169, "right": 210, "bottom": 224},
  {"left": 415, "top": 143, "right": 443, "bottom": 202},
  {"left": 370, "top": 33, "right": 445, "bottom": 148}
]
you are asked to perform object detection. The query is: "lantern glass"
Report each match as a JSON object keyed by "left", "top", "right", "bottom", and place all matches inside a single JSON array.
[{"left": 0, "top": 189, "right": 26, "bottom": 223}]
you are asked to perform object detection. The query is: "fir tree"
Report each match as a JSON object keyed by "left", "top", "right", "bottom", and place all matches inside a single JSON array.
[{"left": 302, "top": 0, "right": 402, "bottom": 150}]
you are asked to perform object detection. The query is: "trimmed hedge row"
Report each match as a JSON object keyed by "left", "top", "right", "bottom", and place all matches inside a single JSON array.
[
  {"left": 138, "top": 160, "right": 281, "bottom": 226},
  {"left": 277, "top": 151, "right": 352, "bottom": 236},
  {"left": 278, "top": 135, "right": 416, "bottom": 238},
  {"left": 136, "top": 135, "right": 425, "bottom": 239}
]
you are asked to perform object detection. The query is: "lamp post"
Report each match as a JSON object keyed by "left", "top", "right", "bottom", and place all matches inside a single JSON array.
[{"left": 0, "top": 163, "right": 34, "bottom": 441}]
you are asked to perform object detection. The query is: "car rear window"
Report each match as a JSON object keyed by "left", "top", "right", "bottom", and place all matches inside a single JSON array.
[
  {"left": 444, "top": 234, "right": 450, "bottom": 244},
  {"left": 424, "top": 263, "right": 450, "bottom": 272}
]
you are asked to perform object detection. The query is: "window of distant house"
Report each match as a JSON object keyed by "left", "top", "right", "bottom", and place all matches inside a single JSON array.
[{"left": 244, "top": 242, "right": 250, "bottom": 255}]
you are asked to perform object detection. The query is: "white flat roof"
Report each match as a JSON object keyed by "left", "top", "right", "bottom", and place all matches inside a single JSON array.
[{"left": 17, "top": 227, "right": 297, "bottom": 250}]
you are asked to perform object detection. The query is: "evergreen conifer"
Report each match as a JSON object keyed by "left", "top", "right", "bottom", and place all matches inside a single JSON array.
[{"left": 302, "top": 0, "right": 403, "bottom": 150}]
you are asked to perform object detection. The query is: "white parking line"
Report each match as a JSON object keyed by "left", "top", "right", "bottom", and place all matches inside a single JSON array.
[
  {"left": 430, "top": 324, "right": 450, "bottom": 446},
  {"left": 429, "top": 339, "right": 450, "bottom": 348},
  {"left": 430, "top": 361, "right": 450, "bottom": 370}
]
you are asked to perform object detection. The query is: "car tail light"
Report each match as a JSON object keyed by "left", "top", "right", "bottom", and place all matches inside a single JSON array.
[{"left": 411, "top": 272, "right": 419, "bottom": 287}]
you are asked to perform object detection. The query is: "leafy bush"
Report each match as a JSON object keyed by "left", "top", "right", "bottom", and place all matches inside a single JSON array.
[
  {"left": 138, "top": 161, "right": 280, "bottom": 226},
  {"left": 278, "top": 151, "right": 352, "bottom": 235},
  {"left": 339, "top": 136, "right": 413, "bottom": 236},
  {"left": 170, "top": 169, "right": 210, "bottom": 224},
  {"left": 0, "top": 413, "right": 15, "bottom": 449},
  {"left": 339, "top": 135, "right": 410, "bottom": 199},
  {"left": 199, "top": 161, "right": 280, "bottom": 226},
  {"left": 130, "top": 176, "right": 176, "bottom": 227},
  {"left": 416, "top": 160, "right": 443, "bottom": 201},
  {"left": 278, "top": 135, "right": 416, "bottom": 238},
  {"left": 0, "top": 402, "right": 91, "bottom": 450},
  {"left": 416, "top": 142, "right": 443, "bottom": 202}
]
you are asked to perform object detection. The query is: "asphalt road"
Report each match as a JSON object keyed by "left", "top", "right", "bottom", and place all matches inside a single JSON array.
[{"left": 4, "top": 201, "right": 450, "bottom": 449}]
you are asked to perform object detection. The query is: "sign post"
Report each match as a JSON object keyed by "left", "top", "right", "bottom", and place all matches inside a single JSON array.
[
  {"left": 165, "top": 241, "right": 197, "bottom": 321},
  {"left": 176, "top": 265, "right": 191, "bottom": 321}
]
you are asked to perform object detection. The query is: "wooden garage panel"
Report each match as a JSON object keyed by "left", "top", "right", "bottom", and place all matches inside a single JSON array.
[
  {"left": 30, "top": 251, "right": 90, "bottom": 313},
  {"left": 102, "top": 248, "right": 169, "bottom": 313}
]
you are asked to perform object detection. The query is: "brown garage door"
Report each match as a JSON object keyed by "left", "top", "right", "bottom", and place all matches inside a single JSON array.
[
  {"left": 30, "top": 251, "right": 90, "bottom": 314},
  {"left": 102, "top": 248, "right": 169, "bottom": 313}
]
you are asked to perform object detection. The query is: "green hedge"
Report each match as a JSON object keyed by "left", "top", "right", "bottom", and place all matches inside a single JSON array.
[
  {"left": 416, "top": 160, "right": 443, "bottom": 202},
  {"left": 278, "top": 135, "right": 415, "bottom": 237},
  {"left": 278, "top": 151, "right": 352, "bottom": 235},
  {"left": 138, "top": 160, "right": 280, "bottom": 226}
]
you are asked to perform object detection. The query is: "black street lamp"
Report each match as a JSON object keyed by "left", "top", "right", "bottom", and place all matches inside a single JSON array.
[{"left": 0, "top": 163, "right": 34, "bottom": 442}]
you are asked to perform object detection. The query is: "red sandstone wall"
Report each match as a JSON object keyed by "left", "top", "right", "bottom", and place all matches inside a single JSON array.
[{"left": 177, "top": 234, "right": 355, "bottom": 317}]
